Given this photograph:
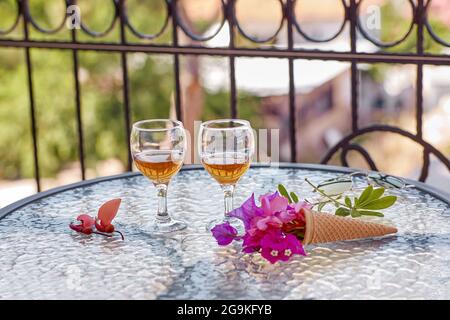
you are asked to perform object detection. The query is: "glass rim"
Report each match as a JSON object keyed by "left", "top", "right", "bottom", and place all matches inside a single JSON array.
[
  {"left": 132, "top": 119, "right": 183, "bottom": 132},
  {"left": 200, "top": 119, "right": 251, "bottom": 130}
]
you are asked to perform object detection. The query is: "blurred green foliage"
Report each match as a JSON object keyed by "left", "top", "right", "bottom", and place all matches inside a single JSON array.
[{"left": 0, "top": 0, "right": 261, "bottom": 179}]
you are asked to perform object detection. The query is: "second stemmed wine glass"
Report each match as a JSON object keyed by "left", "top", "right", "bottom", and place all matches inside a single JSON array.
[
  {"left": 198, "top": 119, "right": 255, "bottom": 228},
  {"left": 130, "top": 119, "right": 187, "bottom": 234}
]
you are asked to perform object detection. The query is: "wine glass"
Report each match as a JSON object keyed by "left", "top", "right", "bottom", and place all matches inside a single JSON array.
[
  {"left": 130, "top": 119, "right": 187, "bottom": 234},
  {"left": 198, "top": 119, "right": 255, "bottom": 229}
]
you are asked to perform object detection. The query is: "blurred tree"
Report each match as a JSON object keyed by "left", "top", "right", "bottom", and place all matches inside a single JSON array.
[{"left": 0, "top": 0, "right": 261, "bottom": 179}]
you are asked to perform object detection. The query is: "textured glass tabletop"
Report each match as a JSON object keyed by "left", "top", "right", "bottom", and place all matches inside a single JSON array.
[{"left": 1, "top": 166, "right": 450, "bottom": 299}]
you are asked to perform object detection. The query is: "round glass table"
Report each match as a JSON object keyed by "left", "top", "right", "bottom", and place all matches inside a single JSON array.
[{"left": 1, "top": 164, "right": 449, "bottom": 300}]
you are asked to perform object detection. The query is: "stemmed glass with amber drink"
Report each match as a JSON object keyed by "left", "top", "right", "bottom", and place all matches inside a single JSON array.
[
  {"left": 131, "top": 119, "right": 187, "bottom": 234},
  {"left": 199, "top": 119, "right": 255, "bottom": 228}
]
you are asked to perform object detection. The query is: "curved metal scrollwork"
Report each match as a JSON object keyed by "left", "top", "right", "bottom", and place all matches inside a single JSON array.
[
  {"left": 234, "top": 0, "right": 286, "bottom": 43},
  {"left": 77, "top": 0, "right": 119, "bottom": 38},
  {"left": 0, "top": 0, "right": 449, "bottom": 190},
  {"left": 293, "top": 0, "right": 347, "bottom": 43},
  {"left": 0, "top": 0, "right": 447, "bottom": 48},
  {"left": 123, "top": 0, "right": 170, "bottom": 40},
  {"left": 355, "top": 0, "right": 416, "bottom": 48},
  {"left": 424, "top": 0, "right": 450, "bottom": 47},
  {"left": 25, "top": 0, "right": 68, "bottom": 34},
  {"left": 175, "top": 0, "right": 227, "bottom": 42},
  {"left": 339, "top": 143, "right": 379, "bottom": 172},
  {"left": 0, "top": 0, "right": 20, "bottom": 35},
  {"left": 321, "top": 125, "right": 450, "bottom": 182}
]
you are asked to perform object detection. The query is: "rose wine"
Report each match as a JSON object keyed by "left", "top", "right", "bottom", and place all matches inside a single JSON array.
[
  {"left": 134, "top": 150, "right": 183, "bottom": 184},
  {"left": 201, "top": 152, "right": 250, "bottom": 185}
]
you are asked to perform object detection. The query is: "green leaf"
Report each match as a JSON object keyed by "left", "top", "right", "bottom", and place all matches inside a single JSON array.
[
  {"left": 359, "top": 187, "right": 385, "bottom": 206},
  {"left": 345, "top": 196, "right": 352, "bottom": 208},
  {"left": 357, "top": 185, "right": 373, "bottom": 205},
  {"left": 360, "top": 196, "right": 397, "bottom": 210},
  {"left": 278, "top": 184, "right": 292, "bottom": 203},
  {"left": 357, "top": 210, "right": 385, "bottom": 217},
  {"left": 351, "top": 208, "right": 361, "bottom": 217},
  {"left": 370, "top": 188, "right": 385, "bottom": 200},
  {"left": 294, "top": 231, "right": 305, "bottom": 239},
  {"left": 318, "top": 202, "right": 327, "bottom": 212},
  {"left": 335, "top": 207, "right": 350, "bottom": 216},
  {"left": 290, "top": 192, "right": 299, "bottom": 203}
]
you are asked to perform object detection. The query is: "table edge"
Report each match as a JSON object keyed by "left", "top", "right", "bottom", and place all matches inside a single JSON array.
[{"left": 1, "top": 163, "right": 449, "bottom": 220}]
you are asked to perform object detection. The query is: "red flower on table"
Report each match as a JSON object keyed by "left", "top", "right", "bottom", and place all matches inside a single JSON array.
[
  {"left": 94, "top": 198, "right": 121, "bottom": 233},
  {"left": 69, "top": 214, "right": 95, "bottom": 234},
  {"left": 69, "top": 199, "right": 124, "bottom": 240}
]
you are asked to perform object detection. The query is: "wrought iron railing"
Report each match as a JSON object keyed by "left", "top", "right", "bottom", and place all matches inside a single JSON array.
[{"left": 0, "top": 0, "right": 449, "bottom": 191}]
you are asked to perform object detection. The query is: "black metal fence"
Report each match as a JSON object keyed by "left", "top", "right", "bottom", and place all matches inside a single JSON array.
[{"left": 0, "top": 0, "right": 449, "bottom": 192}]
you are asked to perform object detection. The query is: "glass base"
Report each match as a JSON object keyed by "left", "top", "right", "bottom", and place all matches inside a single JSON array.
[
  {"left": 206, "top": 217, "right": 227, "bottom": 232},
  {"left": 206, "top": 216, "right": 244, "bottom": 235},
  {"left": 142, "top": 219, "right": 187, "bottom": 235}
]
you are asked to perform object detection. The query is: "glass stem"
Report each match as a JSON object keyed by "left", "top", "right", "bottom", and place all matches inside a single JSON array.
[
  {"left": 155, "top": 183, "right": 170, "bottom": 223},
  {"left": 221, "top": 184, "right": 235, "bottom": 217}
]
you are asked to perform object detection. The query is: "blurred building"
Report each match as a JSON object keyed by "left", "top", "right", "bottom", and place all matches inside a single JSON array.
[
  {"left": 202, "top": 20, "right": 375, "bottom": 161},
  {"left": 430, "top": 0, "right": 450, "bottom": 27},
  {"left": 198, "top": 1, "right": 450, "bottom": 166}
]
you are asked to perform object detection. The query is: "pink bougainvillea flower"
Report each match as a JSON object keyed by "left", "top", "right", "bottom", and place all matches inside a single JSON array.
[
  {"left": 211, "top": 222, "right": 239, "bottom": 246},
  {"left": 228, "top": 194, "right": 263, "bottom": 230},
  {"left": 260, "top": 192, "right": 289, "bottom": 216},
  {"left": 255, "top": 215, "right": 283, "bottom": 231},
  {"left": 260, "top": 232, "right": 306, "bottom": 264},
  {"left": 293, "top": 201, "right": 313, "bottom": 211},
  {"left": 258, "top": 191, "right": 279, "bottom": 203},
  {"left": 94, "top": 198, "right": 121, "bottom": 233},
  {"left": 242, "top": 229, "right": 266, "bottom": 253},
  {"left": 69, "top": 214, "right": 95, "bottom": 235},
  {"left": 213, "top": 191, "right": 310, "bottom": 263},
  {"left": 229, "top": 192, "right": 288, "bottom": 232},
  {"left": 241, "top": 222, "right": 282, "bottom": 253}
]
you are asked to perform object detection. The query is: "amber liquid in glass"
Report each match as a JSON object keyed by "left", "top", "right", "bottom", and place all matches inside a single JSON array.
[
  {"left": 202, "top": 152, "right": 250, "bottom": 185},
  {"left": 134, "top": 150, "right": 183, "bottom": 184}
]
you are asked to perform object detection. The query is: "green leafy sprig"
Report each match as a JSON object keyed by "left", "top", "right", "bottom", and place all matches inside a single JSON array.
[{"left": 278, "top": 179, "right": 397, "bottom": 218}]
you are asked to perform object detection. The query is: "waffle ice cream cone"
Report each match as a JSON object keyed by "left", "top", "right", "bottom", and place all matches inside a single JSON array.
[{"left": 303, "top": 209, "right": 397, "bottom": 245}]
